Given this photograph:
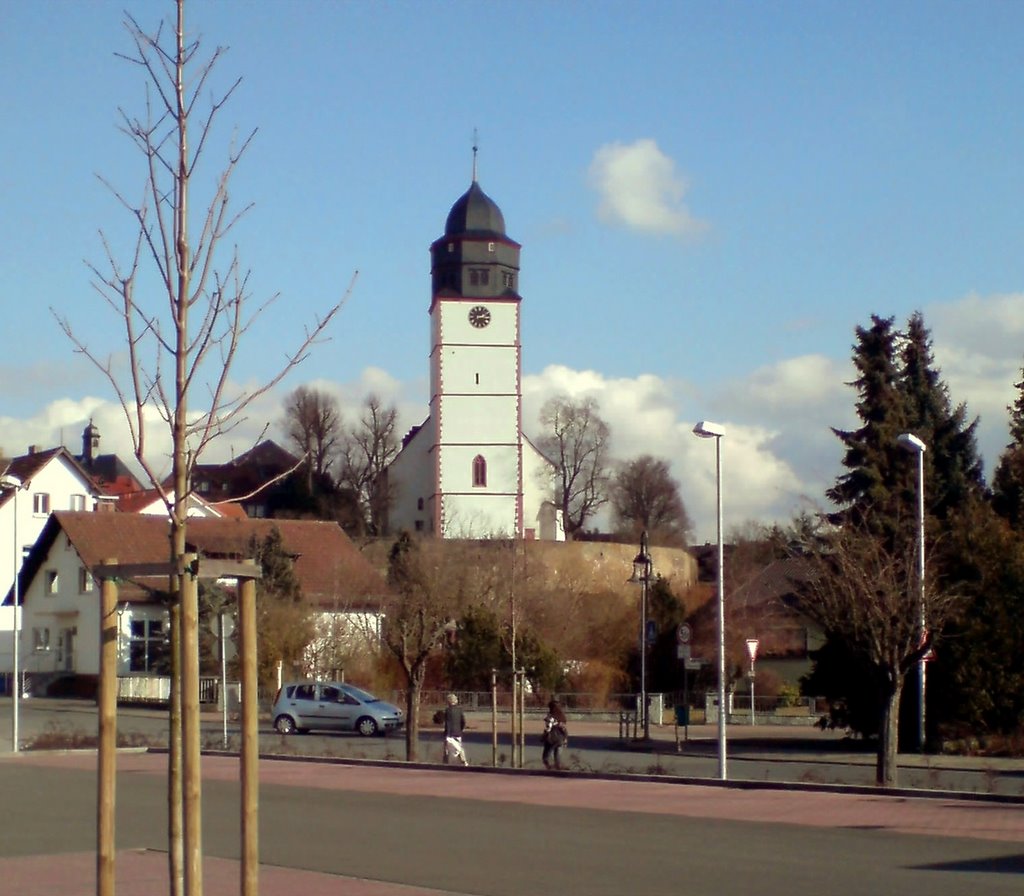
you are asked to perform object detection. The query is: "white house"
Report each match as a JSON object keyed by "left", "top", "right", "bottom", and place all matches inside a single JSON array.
[
  {"left": 0, "top": 447, "right": 107, "bottom": 678},
  {"left": 384, "top": 168, "right": 564, "bottom": 541},
  {"left": 115, "top": 487, "right": 248, "bottom": 519},
  {"left": 7, "top": 512, "right": 390, "bottom": 697}
]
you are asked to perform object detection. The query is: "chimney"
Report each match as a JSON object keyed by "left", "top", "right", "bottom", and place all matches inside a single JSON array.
[{"left": 28, "top": 445, "right": 38, "bottom": 455}]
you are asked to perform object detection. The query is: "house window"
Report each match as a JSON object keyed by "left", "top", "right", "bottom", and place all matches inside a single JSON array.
[
  {"left": 130, "top": 618, "right": 169, "bottom": 673},
  {"left": 503, "top": 271, "right": 515, "bottom": 288},
  {"left": 469, "top": 269, "right": 490, "bottom": 286},
  {"left": 414, "top": 520, "right": 424, "bottom": 532},
  {"left": 33, "top": 492, "right": 50, "bottom": 515},
  {"left": 417, "top": 497, "right": 424, "bottom": 511},
  {"left": 69, "top": 493, "right": 86, "bottom": 511},
  {"left": 472, "top": 455, "right": 487, "bottom": 488},
  {"left": 79, "top": 567, "right": 94, "bottom": 593},
  {"left": 33, "top": 627, "right": 51, "bottom": 652},
  {"left": 488, "top": 242, "right": 495, "bottom": 252},
  {"left": 46, "top": 570, "right": 59, "bottom": 594}
]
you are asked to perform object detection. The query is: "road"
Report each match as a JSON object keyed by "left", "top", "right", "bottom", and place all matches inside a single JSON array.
[
  {"left": 2, "top": 698, "right": 1022, "bottom": 796},
  {"left": 1, "top": 750, "right": 1022, "bottom": 896}
]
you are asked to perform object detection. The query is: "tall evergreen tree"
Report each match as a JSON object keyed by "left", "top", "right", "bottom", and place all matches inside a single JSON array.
[
  {"left": 829, "top": 312, "right": 984, "bottom": 528},
  {"left": 899, "top": 312, "right": 985, "bottom": 520},
  {"left": 827, "top": 315, "right": 909, "bottom": 531},
  {"left": 991, "top": 362, "right": 1024, "bottom": 527}
]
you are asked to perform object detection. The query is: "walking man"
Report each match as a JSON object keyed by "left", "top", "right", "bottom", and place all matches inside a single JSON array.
[{"left": 443, "top": 693, "right": 469, "bottom": 765}]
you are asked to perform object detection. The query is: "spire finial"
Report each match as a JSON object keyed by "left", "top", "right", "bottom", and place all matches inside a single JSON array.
[{"left": 472, "top": 128, "right": 479, "bottom": 182}]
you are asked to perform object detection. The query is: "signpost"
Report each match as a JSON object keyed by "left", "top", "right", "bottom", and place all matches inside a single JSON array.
[
  {"left": 675, "top": 625, "right": 694, "bottom": 748},
  {"left": 745, "top": 638, "right": 759, "bottom": 726}
]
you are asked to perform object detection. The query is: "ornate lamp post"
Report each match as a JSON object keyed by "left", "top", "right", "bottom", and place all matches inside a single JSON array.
[{"left": 630, "top": 530, "right": 653, "bottom": 740}]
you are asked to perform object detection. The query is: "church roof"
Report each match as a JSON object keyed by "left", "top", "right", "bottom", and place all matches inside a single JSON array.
[{"left": 444, "top": 180, "right": 506, "bottom": 239}]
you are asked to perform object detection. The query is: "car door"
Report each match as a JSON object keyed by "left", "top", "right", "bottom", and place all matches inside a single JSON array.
[
  {"left": 317, "top": 684, "right": 357, "bottom": 731},
  {"left": 289, "top": 684, "right": 318, "bottom": 729}
]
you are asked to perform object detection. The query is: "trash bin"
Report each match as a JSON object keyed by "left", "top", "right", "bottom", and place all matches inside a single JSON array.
[{"left": 674, "top": 705, "right": 689, "bottom": 726}]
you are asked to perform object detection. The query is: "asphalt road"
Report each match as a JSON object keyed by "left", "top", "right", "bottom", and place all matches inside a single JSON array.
[
  {"left": 2, "top": 751, "right": 1022, "bottom": 896},
  {"left": 3, "top": 698, "right": 1022, "bottom": 796}
]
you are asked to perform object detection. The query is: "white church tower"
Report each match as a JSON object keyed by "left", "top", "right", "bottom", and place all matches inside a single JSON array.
[{"left": 385, "top": 158, "right": 563, "bottom": 541}]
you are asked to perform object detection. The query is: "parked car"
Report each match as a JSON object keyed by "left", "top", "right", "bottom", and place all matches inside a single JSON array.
[{"left": 271, "top": 681, "right": 404, "bottom": 737}]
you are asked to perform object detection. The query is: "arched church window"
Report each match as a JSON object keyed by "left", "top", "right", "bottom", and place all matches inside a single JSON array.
[
  {"left": 417, "top": 498, "right": 424, "bottom": 511},
  {"left": 472, "top": 455, "right": 487, "bottom": 488}
]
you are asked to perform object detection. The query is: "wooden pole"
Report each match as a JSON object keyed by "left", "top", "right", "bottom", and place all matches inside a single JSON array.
[
  {"left": 97, "top": 564, "right": 118, "bottom": 896},
  {"left": 490, "top": 669, "right": 497, "bottom": 767},
  {"left": 239, "top": 571, "right": 259, "bottom": 896},
  {"left": 180, "top": 554, "right": 202, "bottom": 896}
]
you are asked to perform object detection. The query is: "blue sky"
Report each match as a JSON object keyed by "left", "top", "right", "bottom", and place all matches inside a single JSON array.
[{"left": 3, "top": 0, "right": 1024, "bottom": 540}]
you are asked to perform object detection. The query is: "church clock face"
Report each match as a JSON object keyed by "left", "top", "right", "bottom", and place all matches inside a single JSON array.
[{"left": 468, "top": 305, "right": 491, "bottom": 328}]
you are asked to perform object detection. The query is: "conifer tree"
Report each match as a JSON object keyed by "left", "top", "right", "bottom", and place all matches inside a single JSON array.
[
  {"left": 991, "top": 363, "right": 1024, "bottom": 527},
  {"left": 899, "top": 312, "right": 984, "bottom": 519},
  {"left": 827, "top": 315, "right": 909, "bottom": 532}
]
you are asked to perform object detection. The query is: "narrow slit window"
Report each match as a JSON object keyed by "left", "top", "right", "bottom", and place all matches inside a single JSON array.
[{"left": 472, "top": 455, "right": 487, "bottom": 488}]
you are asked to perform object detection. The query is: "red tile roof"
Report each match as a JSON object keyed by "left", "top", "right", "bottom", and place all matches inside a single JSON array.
[{"left": 14, "top": 512, "right": 389, "bottom": 610}]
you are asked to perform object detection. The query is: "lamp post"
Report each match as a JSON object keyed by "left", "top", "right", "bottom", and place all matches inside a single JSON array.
[
  {"left": 629, "top": 530, "right": 653, "bottom": 740},
  {"left": 896, "top": 431, "right": 927, "bottom": 752},
  {"left": 2, "top": 473, "right": 27, "bottom": 753},
  {"left": 693, "top": 420, "right": 727, "bottom": 780}
]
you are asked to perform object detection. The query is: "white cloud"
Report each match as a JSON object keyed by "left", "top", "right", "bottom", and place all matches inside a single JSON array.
[
  {"left": 8, "top": 288, "right": 1024, "bottom": 543},
  {"left": 587, "top": 139, "right": 707, "bottom": 237},
  {"left": 522, "top": 365, "right": 806, "bottom": 541}
]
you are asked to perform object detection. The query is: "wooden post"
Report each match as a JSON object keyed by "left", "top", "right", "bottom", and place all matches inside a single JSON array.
[
  {"left": 180, "top": 554, "right": 202, "bottom": 896},
  {"left": 239, "top": 570, "right": 259, "bottom": 896},
  {"left": 97, "top": 563, "right": 118, "bottom": 896},
  {"left": 517, "top": 670, "right": 526, "bottom": 766},
  {"left": 490, "top": 669, "right": 497, "bottom": 767}
]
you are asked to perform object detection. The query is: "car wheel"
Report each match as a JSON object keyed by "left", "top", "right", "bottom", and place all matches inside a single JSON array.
[
  {"left": 356, "top": 716, "right": 379, "bottom": 737},
  {"left": 274, "top": 715, "right": 297, "bottom": 735}
]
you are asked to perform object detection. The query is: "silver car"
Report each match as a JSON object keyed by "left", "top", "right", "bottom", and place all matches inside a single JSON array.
[{"left": 271, "top": 681, "right": 404, "bottom": 737}]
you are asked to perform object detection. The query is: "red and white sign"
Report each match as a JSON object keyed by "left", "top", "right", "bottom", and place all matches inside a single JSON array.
[{"left": 745, "top": 638, "right": 759, "bottom": 663}]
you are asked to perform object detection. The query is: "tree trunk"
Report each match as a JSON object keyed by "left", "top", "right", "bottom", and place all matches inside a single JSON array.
[
  {"left": 876, "top": 676, "right": 903, "bottom": 787},
  {"left": 404, "top": 671, "right": 424, "bottom": 762}
]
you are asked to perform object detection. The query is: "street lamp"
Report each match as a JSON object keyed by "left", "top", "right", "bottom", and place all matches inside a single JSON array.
[
  {"left": 1, "top": 473, "right": 28, "bottom": 753},
  {"left": 629, "top": 530, "right": 653, "bottom": 740},
  {"left": 896, "top": 431, "right": 927, "bottom": 752},
  {"left": 693, "top": 420, "right": 727, "bottom": 780}
]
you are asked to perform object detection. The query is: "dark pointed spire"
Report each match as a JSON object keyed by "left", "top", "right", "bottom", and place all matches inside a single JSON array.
[{"left": 472, "top": 127, "right": 479, "bottom": 183}]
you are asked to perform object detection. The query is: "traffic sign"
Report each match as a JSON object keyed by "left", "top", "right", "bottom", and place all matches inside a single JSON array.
[
  {"left": 677, "top": 623, "right": 691, "bottom": 645},
  {"left": 745, "top": 638, "right": 759, "bottom": 663},
  {"left": 684, "top": 659, "right": 704, "bottom": 670},
  {"left": 646, "top": 620, "right": 657, "bottom": 645},
  {"left": 676, "top": 643, "right": 691, "bottom": 661}
]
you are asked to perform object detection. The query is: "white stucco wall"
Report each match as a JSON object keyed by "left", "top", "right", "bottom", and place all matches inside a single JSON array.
[{"left": 1, "top": 454, "right": 100, "bottom": 601}]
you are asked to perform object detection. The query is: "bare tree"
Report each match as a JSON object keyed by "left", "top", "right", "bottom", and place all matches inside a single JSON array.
[
  {"left": 382, "top": 535, "right": 498, "bottom": 760},
  {"left": 51, "top": 4, "right": 352, "bottom": 893},
  {"left": 283, "top": 385, "right": 343, "bottom": 489},
  {"left": 611, "top": 454, "right": 692, "bottom": 546},
  {"left": 793, "top": 518, "right": 958, "bottom": 787},
  {"left": 536, "top": 395, "right": 611, "bottom": 539},
  {"left": 338, "top": 394, "right": 398, "bottom": 535}
]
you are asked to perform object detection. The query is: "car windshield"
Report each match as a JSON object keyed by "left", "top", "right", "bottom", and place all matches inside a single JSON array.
[{"left": 341, "top": 684, "right": 378, "bottom": 703}]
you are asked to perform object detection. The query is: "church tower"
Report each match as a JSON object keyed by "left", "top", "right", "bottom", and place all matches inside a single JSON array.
[
  {"left": 383, "top": 158, "right": 563, "bottom": 541},
  {"left": 426, "top": 161, "right": 523, "bottom": 537}
]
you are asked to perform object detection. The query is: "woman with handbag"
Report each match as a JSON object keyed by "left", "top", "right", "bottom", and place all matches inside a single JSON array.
[{"left": 542, "top": 699, "right": 569, "bottom": 770}]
